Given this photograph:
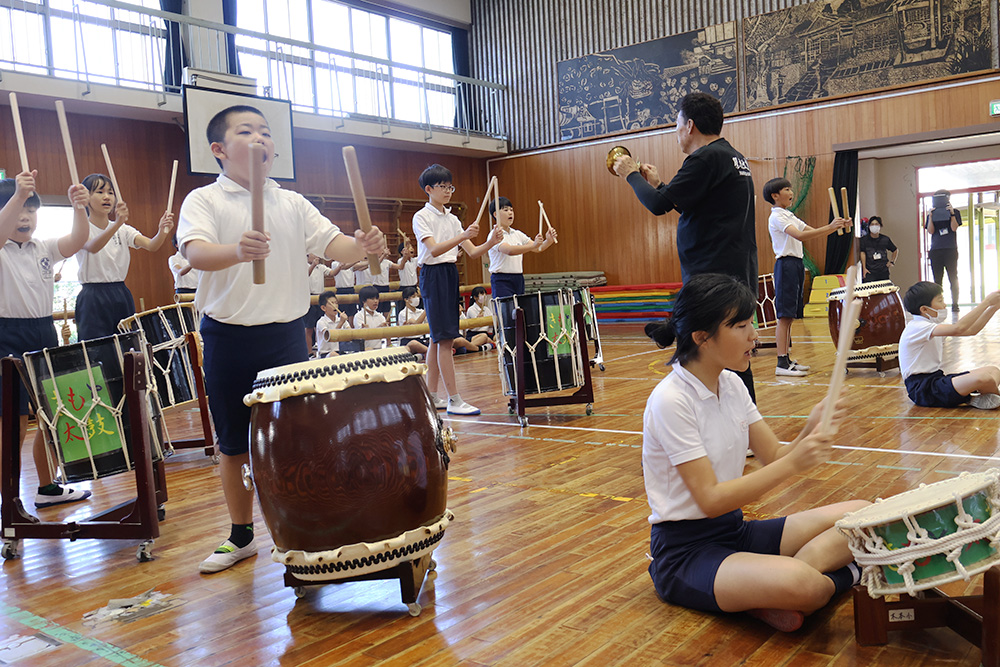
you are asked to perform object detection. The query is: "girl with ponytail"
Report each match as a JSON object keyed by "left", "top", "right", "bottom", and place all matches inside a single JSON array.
[{"left": 642, "top": 274, "right": 868, "bottom": 632}]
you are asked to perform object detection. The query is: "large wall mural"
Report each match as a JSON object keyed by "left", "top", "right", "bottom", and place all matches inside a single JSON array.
[
  {"left": 743, "top": 0, "right": 993, "bottom": 109},
  {"left": 556, "top": 23, "right": 737, "bottom": 142}
]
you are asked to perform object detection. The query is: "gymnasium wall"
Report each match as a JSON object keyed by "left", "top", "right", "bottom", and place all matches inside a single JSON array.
[
  {"left": 488, "top": 75, "right": 1000, "bottom": 285},
  {"left": 0, "top": 107, "right": 490, "bottom": 310}
]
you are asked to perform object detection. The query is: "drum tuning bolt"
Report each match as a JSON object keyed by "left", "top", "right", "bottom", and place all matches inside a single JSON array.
[
  {"left": 241, "top": 463, "right": 254, "bottom": 490},
  {"left": 442, "top": 428, "right": 458, "bottom": 454}
]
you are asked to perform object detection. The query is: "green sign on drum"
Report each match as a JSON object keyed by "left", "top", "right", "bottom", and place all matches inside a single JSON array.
[{"left": 992, "top": 100, "right": 1000, "bottom": 117}]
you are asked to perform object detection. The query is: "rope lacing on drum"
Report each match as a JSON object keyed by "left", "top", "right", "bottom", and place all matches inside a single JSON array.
[
  {"left": 844, "top": 473, "right": 1000, "bottom": 597},
  {"left": 119, "top": 306, "right": 196, "bottom": 408}
]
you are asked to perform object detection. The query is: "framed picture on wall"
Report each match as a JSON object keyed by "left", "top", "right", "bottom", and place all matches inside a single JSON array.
[{"left": 182, "top": 86, "right": 296, "bottom": 180}]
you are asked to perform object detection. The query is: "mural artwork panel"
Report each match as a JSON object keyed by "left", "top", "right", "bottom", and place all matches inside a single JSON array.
[
  {"left": 557, "top": 23, "right": 738, "bottom": 142},
  {"left": 744, "top": 0, "right": 994, "bottom": 110}
]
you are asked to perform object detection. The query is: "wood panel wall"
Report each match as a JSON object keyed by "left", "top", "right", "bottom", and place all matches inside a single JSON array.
[
  {"left": 490, "top": 75, "right": 1000, "bottom": 285},
  {"left": 0, "top": 107, "right": 490, "bottom": 309}
]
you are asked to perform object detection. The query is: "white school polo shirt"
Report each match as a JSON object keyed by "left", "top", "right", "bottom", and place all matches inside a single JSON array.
[
  {"left": 398, "top": 258, "right": 418, "bottom": 286},
  {"left": 331, "top": 261, "right": 355, "bottom": 289},
  {"left": 308, "top": 263, "right": 334, "bottom": 295},
  {"left": 177, "top": 174, "right": 341, "bottom": 326},
  {"left": 315, "top": 313, "right": 343, "bottom": 356},
  {"left": 488, "top": 227, "right": 533, "bottom": 274},
  {"left": 398, "top": 307, "right": 424, "bottom": 326},
  {"left": 372, "top": 258, "right": 392, "bottom": 287},
  {"left": 353, "top": 308, "right": 387, "bottom": 351},
  {"left": 76, "top": 222, "right": 141, "bottom": 283},
  {"left": 768, "top": 207, "right": 806, "bottom": 259},
  {"left": 413, "top": 203, "right": 461, "bottom": 265},
  {"left": 0, "top": 237, "right": 65, "bottom": 318},
  {"left": 169, "top": 251, "right": 199, "bottom": 290},
  {"left": 353, "top": 264, "right": 373, "bottom": 287},
  {"left": 643, "top": 363, "right": 762, "bottom": 523},
  {"left": 898, "top": 316, "right": 942, "bottom": 380}
]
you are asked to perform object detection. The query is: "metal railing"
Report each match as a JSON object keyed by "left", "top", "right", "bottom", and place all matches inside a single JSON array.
[{"left": 0, "top": 0, "right": 507, "bottom": 142}]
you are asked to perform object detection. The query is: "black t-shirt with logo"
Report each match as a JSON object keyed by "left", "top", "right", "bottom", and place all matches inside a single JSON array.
[{"left": 860, "top": 234, "right": 897, "bottom": 274}]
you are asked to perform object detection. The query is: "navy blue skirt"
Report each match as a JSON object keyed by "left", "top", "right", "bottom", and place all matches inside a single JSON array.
[{"left": 76, "top": 282, "right": 135, "bottom": 341}]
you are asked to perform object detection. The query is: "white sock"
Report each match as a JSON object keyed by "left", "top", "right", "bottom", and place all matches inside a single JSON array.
[{"left": 449, "top": 394, "right": 462, "bottom": 404}]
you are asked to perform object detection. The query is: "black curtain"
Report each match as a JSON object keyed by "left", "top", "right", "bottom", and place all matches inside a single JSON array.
[
  {"left": 824, "top": 149, "right": 858, "bottom": 274},
  {"left": 160, "top": 0, "right": 186, "bottom": 91},
  {"left": 451, "top": 27, "right": 470, "bottom": 130},
  {"left": 221, "top": 0, "right": 242, "bottom": 76}
]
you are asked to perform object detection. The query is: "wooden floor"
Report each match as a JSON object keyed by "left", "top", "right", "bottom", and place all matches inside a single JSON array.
[{"left": 3, "top": 314, "right": 999, "bottom": 666}]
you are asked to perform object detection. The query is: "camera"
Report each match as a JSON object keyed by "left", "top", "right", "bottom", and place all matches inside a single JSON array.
[{"left": 930, "top": 192, "right": 951, "bottom": 227}]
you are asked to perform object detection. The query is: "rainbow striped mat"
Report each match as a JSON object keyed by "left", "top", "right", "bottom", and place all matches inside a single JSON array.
[{"left": 590, "top": 283, "right": 682, "bottom": 322}]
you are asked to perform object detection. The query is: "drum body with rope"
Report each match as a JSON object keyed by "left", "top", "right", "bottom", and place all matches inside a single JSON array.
[
  {"left": 118, "top": 303, "right": 199, "bottom": 408},
  {"left": 571, "top": 287, "right": 604, "bottom": 369},
  {"left": 836, "top": 470, "right": 1000, "bottom": 597},
  {"left": 827, "top": 280, "right": 905, "bottom": 363},
  {"left": 243, "top": 347, "right": 454, "bottom": 581},
  {"left": 22, "top": 332, "right": 168, "bottom": 483},
  {"left": 492, "top": 289, "right": 585, "bottom": 397}
]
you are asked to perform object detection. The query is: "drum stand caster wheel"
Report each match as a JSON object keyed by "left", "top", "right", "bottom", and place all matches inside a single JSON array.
[
  {"left": 586, "top": 404, "right": 593, "bottom": 416},
  {"left": 211, "top": 454, "right": 221, "bottom": 465},
  {"left": 518, "top": 416, "right": 529, "bottom": 428},
  {"left": 293, "top": 586, "right": 307, "bottom": 599},
  {"left": 878, "top": 371, "right": 886, "bottom": 378},
  {"left": 2, "top": 539, "right": 21, "bottom": 560},
  {"left": 157, "top": 505, "right": 166, "bottom": 521},
  {"left": 136, "top": 540, "right": 154, "bottom": 562},
  {"left": 407, "top": 602, "right": 422, "bottom": 617},
  {"left": 427, "top": 558, "right": 438, "bottom": 578},
  {"left": 507, "top": 406, "right": 515, "bottom": 415},
  {"left": 598, "top": 364, "right": 605, "bottom": 372}
]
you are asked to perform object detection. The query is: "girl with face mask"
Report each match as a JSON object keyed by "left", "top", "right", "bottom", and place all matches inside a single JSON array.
[
  {"left": 859, "top": 216, "right": 897, "bottom": 283},
  {"left": 464, "top": 286, "right": 494, "bottom": 343},
  {"left": 898, "top": 281, "right": 1000, "bottom": 409}
]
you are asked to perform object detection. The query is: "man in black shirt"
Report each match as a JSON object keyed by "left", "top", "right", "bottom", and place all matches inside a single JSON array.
[
  {"left": 614, "top": 92, "right": 757, "bottom": 401},
  {"left": 859, "top": 216, "right": 897, "bottom": 283}
]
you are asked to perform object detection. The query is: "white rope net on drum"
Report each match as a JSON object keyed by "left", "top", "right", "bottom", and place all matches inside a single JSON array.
[
  {"left": 492, "top": 290, "right": 584, "bottom": 397},
  {"left": 841, "top": 474, "right": 1000, "bottom": 597},
  {"left": 118, "top": 306, "right": 197, "bottom": 408}
]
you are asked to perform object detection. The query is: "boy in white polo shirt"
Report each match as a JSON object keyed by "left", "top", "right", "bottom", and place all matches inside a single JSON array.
[
  {"left": 764, "top": 177, "right": 848, "bottom": 377},
  {"left": 413, "top": 164, "right": 501, "bottom": 415},
  {"left": 487, "top": 196, "right": 557, "bottom": 300},
  {"left": 0, "top": 171, "right": 92, "bottom": 508},
  {"left": 178, "top": 104, "right": 385, "bottom": 574},
  {"left": 899, "top": 281, "right": 1000, "bottom": 409}
]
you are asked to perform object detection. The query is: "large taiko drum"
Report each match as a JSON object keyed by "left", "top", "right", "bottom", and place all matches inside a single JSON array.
[
  {"left": 836, "top": 470, "right": 1000, "bottom": 597},
  {"left": 243, "top": 347, "right": 454, "bottom": 581},
  {"left": 827, "top": 280, "right": 905, "bottom": 362},
  {"left": 22, "top": 332, "right": 168, "bottom": 483}
]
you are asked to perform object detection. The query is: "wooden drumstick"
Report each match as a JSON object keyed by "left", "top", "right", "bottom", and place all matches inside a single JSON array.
[
  {"left": 538, "top": 201, "right": 544, "bottom": 237},
  {"left": 139, "top": 297, "right": 146, "bottom": 312},
  {"left": 61, "top": 299, "right": 71, "bottom": 345},
  {"left": 248, "top": 143, "right": 266, "bottom": 285},
  {"left": 828, "top": 186, "right": 843, "bottom": 235},
  {"left": 9, "top": 92, "right": 29, "bottom": 172},
  {"left": 472, "top": 176, "right": 496, "bottom": 229},
  {"left": 166, "top": 159, "right": 179, "bottom": 213},
  {"left": 342, "top": 146, "right": 381, "bottom": 276},
  {"left": 100, "top": 144, "right": 124, "bottom": 204},
  {"left": 54, "top": 101, "right": 83, "bottom": 208},
  {"left": 819, "top": 265, "right": 859, "bottom": 433},
  {"left": 840, "top": 187, "right": 853, "bottom": 233},
  {"left": 492, "top": 177, "right": 500, "bottom": 233},
  {"left": 538, "top": 201, "right": 559, "bottom": 244}
]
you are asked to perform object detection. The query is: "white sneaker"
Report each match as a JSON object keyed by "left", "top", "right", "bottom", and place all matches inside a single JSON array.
[
  {"left": 775, "top": 365, "right": 808, "bottom": 377},
  {"left": 432, "top": 396, "right": 447, "bottom": 410},
  {"left": 968, "top": 393, "right": 1000, "bottom": 410},
  {"left": 789, "top": 360, "right": 810, "bottom": 372},
  {"left": 34, "top": 485, "right": 92, "bottom": 508},
  {"left": 447, "top": 400, "right": 481, "bottom": 416},
  {"left": 199, "top": 539, "right": 258, "bottom": 574}
]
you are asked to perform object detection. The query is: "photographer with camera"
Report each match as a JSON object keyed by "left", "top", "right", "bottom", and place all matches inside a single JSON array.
[{"left": 924, "top": 189, "right": 962, "bottom": 313}]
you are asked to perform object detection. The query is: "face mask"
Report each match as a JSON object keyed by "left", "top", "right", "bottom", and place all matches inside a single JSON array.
[
  {"left": 476, "top": 295, "right": 486, "bottom": 305},
  {"left": 407, "top": 297, "right": 419, "bottom": 307},
  {"left": 869, "top": 225, "right": 881, "bottom": 234},
  {"left": 927, "top": 307, "right": 947, "bottom": 323}
]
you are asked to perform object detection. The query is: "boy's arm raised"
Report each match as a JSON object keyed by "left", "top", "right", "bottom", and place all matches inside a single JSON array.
[
  {"left": 185, "top": 230, "right": 270, "bottom": 271},
  {"left": 57, "top": 184, "right": 91, "bottom": 257},
  {"left": 933, "top": 292, "right": 1000, "bottom": 337}
]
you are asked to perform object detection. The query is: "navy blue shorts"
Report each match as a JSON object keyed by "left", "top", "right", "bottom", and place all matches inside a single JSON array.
[
  {"left": 419, "top": 263, "right": 459, "bottom": 343},
  {"left": 491, "top": 273, "right": 525, "bottom": 301},
  {"left": 336, "top": 286, "right": 358, "bottom": 317},
  {"left": 774, "top": 256, "right": 804, "bottom": 320},
  {"left": 200, "top": 316, "right": 309, "bottom": 456},
  {"left": 648, "top": 509, "right": 786, "bottom": 613},
  {"left": 175, "top": 287, "right": 197, "bottom": 295},
  {"left": 904, "top": 370, "right": 970, "bottom": 408},
  {"left": 303, "top": 303, "right": 323, "bottom": 329},
  {"left": 76, "top": 282, "right": 135, "bottom": 341},
  {"left": 0, "top": 317, "right": 59, "bottom": 417}
]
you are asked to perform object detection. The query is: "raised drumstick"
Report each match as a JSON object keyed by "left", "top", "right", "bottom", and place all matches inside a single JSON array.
[
  {"left": 61, "top": 299, "right": 71, "bottom": 345},
  {"left": 101, "top": 144, "right": 125, "bottom": 206},
  {"left": 9, "top": 93, "right": 29, "bottom": 172},
  {"left": 248, "top": 143, "right": 266, "bottom": 284},
  {"left": 166, "top": 159, "right": 179, "bottom": 213},
  {"left": 538, "top": 201, "right": 559, "bottom": 244},
  {"left": 492, "top": 177, "right": 500, "bottom": 233},
  {"left": 538, "top": 202, "right": 544, "bottom": 237},
  {"left": 471, "top": 177, "right": 496, "bottom": 229},
  {"left": 828, "top": 186, "right": 843, "bottom": 236},
  {"left": 819, "top": 264, "right": 859, "bottom": 433},
  {"left": 840, "top": 187, "right": 853, "bottom": 233},
  {"left": 342, "top": 146, "right": 381, "bottom": 275},
  {"left": 54, "top": 101, "right": 83, "bottom": 208}
]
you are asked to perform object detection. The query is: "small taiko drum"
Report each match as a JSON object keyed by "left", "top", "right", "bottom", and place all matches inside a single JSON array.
[
  {"left": 827, "top": 280, "right": 905, "bottom": 362},
  {"left": 118, "top": 303, "right": 199, "bottom": 408},
  {"left": 243, "top": 347, "right": 455, "bottom": 581},
  {"left": 836, "top": 470, "right": 1000, "bottom": 597}
]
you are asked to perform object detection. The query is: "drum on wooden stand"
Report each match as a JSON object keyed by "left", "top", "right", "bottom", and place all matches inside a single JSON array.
[
  {"left": 22, "top": 332, "right": 168, "bottom": 483},
  {"left": 836, "top": 470, "right": 1000, "bottom": 597},
  {"left": 492, "top": 289, "right": 585, "bottom": 397},
  {"left": 243, "top": 347, "right": 454, "bottom": 606},
  {"left": 827, "top": 279, "right": 905, "bottom": 373},
  {"left": 118, "top": 303, "right": 199, "bottom": 408}
]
